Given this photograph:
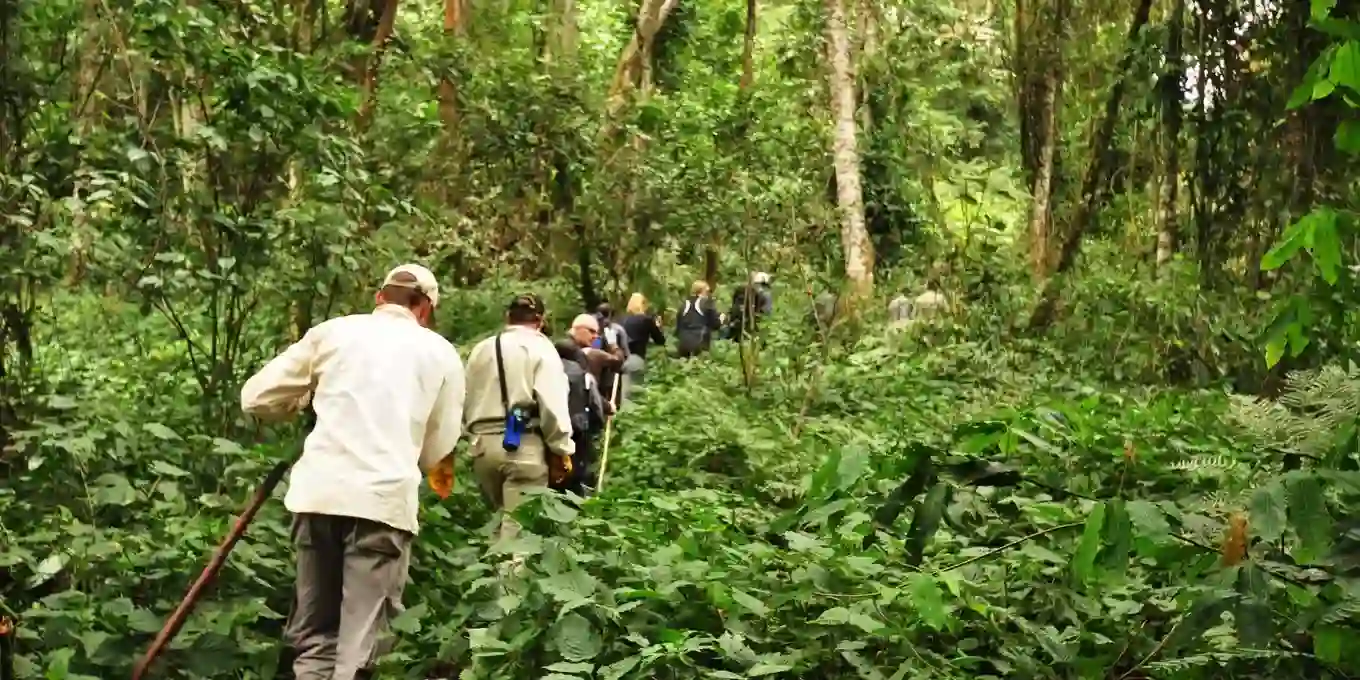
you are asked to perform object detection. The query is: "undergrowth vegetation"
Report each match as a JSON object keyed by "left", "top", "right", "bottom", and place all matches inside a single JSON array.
[{"left": 4, "top": 274, "right": 1359, "bottom": 679}]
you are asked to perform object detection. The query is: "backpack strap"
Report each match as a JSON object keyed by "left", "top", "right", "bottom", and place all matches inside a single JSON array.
[{"left": 494, "top": 334, "right": 510, "bottom": 415}]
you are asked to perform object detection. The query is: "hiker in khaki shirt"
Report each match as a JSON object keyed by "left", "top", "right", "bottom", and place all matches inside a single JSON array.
[
  {"left": 462, "top": 294, "right": 575, "bottom": 541},
  {"left": 240, "top": 263, "right": 463, "bottom": 680}
]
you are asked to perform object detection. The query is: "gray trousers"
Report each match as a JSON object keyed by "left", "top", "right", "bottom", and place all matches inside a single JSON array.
[
  {"left": 285, "top": 513, "right": 413, "bottom": 680},
  {"left": 620, "top": 354, "right": 645, "bottom": 403}
]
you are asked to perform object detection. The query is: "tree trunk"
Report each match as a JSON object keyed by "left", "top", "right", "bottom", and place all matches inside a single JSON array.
[
  {"left": 1155, "top": 0, "right": 1185, "bottom": 271},
  {"left": 356, "top": 0, "right": 399, "bottom": 129},
  {"left": 437, "top": 0, "right": 466, "bottom": 131},
  {"left": 1027, "top": 0, "right": 1153, "bottom": 329},
  {"left": 824, "top": 0, "right": 874, "bottom": 303}
]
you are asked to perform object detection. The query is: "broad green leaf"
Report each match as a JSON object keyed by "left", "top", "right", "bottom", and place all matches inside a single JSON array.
[
  {"left": 600, "top": 656, "right": 640, "bottom": 680},
  {"left": 730, "top": 588, "right": 770, "bottom": 617},
  {"left": 908, "top": 573, "right": 947, "bottom": 630},
  {"left": 1331, "top": 41, "right": 1360, "bottom": 92},
  {"left": 388, "top": 602, "right": 427, "bottom": 634},
  {"left": 552, "top": 613, "right": 601, "bottom": 662},
  {"left": 904, "top": 483, "right": 951, "bottom": 568},
  {"left": 1234, "top": 565, "right": 1272, "bottom": 647},
  {"left": 1071, "top": 502, "right": 1106, "bottom": 585},
  {"left": 1315, "top": 625, "right": 1345, "bottom": 664},
  {"left": 1249, "top": 483, "right": 1287, "bottom": 543},
  {"left": 127, "top": 607, "right": 164, "bottom": 633},
  {"left": 212, "top": 438, "right": 246, "bottom": 455},
  {"left": 547, "top": 662, "right": 595, "bottom": 674},
  {"left": 1335, "top": 119, "right": 1360, "bottom": 155},
  {"left": 1309, "top": 211, "right": 1343, "bottom": 285},
  {"left": 1261, "top": 218, "right": 1310, "bottom": 270},
  {"left": 1313, "top": 0, "right": 1339, "bottom": 21},
  {"left": 91, "top": 473, "right": 137, "bottom": 506},
  {"left": 1101, "top": 499, "right": 1132, "bottom": 573},
  {"left": 748, "top": 662, "right": 794, "bottom": 676},
  {"left": 1125, "top": 500, "right": 1170, "bottom": 538},
  {"left": 1266, "top": 335, "right": 1288, "bottom": 369},
  {"left": 143, "top": 422, "right": 180, "bottom": 440},
  {"left": 1288, "top": 475, "right": 1333, "bottom": 564},
  {"left": 150, "top": 460, "right": 190, "bottom": 478},
  {"left": 814, "top": 606, "right": 883, "bottom": 633},
  {"left": 26, "top": 552, "right": 68, "bottom": 589}
]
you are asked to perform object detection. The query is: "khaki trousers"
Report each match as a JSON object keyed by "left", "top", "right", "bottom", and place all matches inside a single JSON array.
[
  {"left": 469, "top": 433, "right": 549, "bottom": 541},
  {"left": 285, "top": 513, "right": 413, "bottom": 680}
]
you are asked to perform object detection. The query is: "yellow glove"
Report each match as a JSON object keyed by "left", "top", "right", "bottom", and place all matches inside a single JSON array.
[
  {"left": 427, "top": 456, "right": 454, "bottom": 499},
  {"left": 549, "top": 454, "right": 573, "bottom": 486}
]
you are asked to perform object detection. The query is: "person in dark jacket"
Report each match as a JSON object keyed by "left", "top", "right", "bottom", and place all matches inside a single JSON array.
[
  {"left": 619, "top": 292, "right": 665, "bottom": 401},
  {"left": 588, "top": 305, "right": 628, "bottom": 404},
  {"left": 727, "top": 272, "right": 773, "bottom": 342},
  {"left": 552, "top": 340, "right": 606, "bottom": 496},
  {"left": 675, "top": 280, "right": 721, "bottom": 358}
]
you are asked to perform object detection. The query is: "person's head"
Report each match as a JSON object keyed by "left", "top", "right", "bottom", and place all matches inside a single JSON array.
[
  {"left": 506, "top": 293, "right": 547, "bottom": 330},
  {"left": 569, "top": 313, "right": 600, "bottom": 348},
  {"left": 751, "top": 271, "right": 772, "bottom": 287},
  {"left": 691, "top": 280, "right": 710, "bottom": 298},
  {"left": 595, "top": 303, "right": 614, "bottom": 322},
  {"left": 925, "top": 262, "right": 948, "bottom": 291},
  {"left": 626, "top": 293, "right": 647, "bottom": 315},
  {"left": 375, "top": 264, "right": 439, "bottom": 328}
]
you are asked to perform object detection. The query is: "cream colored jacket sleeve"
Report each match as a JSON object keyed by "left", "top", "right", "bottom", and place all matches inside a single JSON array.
[
  {"left": 419, "top": 346, "right": 465, "bottom": 473},
  {"left": 240, "top": 328, "right": 320, "bottom": 422},
  {"left": 532, "top": 341, "right": 576, "bottom": 459}
]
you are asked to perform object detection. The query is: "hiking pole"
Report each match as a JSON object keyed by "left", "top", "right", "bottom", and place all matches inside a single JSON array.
[
  {"left": 131, "top": 458, "right": 291, "bottom": 680},
  {"left": 594, "top": 378, "right": 623, "bottom": 492}
]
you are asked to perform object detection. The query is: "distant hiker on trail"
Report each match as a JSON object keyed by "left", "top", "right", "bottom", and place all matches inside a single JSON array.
[
  {"left": 619, "top": 292, "right": 665, "bottom": 400},
  {"left": 726, "top": 272, "right": 773, "bottom": 342},
  {"left": 552, "top": 339, "right": 607, "bottom": 497},
  {"left": 675, "top": 280, "right": 721, "bottom": 358},
  {"left": 889, "top": 267, "right": 951, "bottom": 330},
  {"left": 810, "top": 289, "right": 839, "bottom": 330},
  {"left": 462, "top": 294, "right": 575, "bottom": 543},
  {"left": 239, "top": 263, "right": 465, "bottom": 680},
  {"left": 592, "top": 303, "right": 629, "bottom": 402}
]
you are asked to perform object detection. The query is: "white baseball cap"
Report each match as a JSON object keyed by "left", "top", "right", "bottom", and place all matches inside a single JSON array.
[
  {"left": 381, "top": 263, "right": 440, "bottom": 308},
  {"left": 752, "top": 271, "right": 772, "bottom": 285}
]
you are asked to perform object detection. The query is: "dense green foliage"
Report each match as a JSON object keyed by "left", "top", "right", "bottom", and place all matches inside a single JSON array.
[
  {"left": 6, "top": 0, "right": 1360, "bottom": 677},
  {"left": 4, "top": 287, "right": 1360, "bottom": 679}
]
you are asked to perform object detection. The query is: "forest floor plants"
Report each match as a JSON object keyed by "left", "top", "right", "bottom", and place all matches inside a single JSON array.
[{"left": 0, "top": 290, "right": 1355, "bottom": 679}]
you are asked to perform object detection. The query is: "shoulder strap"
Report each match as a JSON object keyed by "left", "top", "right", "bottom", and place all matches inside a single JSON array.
[{"left": 494, "top": 333, "right": 509, "bottom": 413}]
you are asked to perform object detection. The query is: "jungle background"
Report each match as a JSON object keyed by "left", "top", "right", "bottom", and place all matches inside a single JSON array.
[{"left": 5, "top": 0, "right": 1360, "bottom": 676}]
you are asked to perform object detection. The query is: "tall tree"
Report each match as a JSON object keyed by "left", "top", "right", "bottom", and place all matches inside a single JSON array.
[
  {"left": 1155, "top": 0, "right": 1185, "bottom": 271},
  {"left": 824, "top": 0, "right": 873, "bottom": 303}
]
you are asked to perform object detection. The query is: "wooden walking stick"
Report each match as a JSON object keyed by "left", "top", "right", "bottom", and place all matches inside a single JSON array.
[
  {"left": 131, "top": 459, "right": 291, "bottom": 680},
  {"left": 594, "top": 377, "right": 623, "bottom": 492}
]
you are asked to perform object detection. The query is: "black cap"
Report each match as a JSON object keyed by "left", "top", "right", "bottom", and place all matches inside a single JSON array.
[{"left": 508, "top": 293, "right": 546, "bottom": 316}]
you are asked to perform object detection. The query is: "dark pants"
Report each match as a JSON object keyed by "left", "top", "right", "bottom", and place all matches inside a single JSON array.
[
  {"left": 562, "top": 432, "right": 596, "bottom": 495},
  {"left": 676, "top": 330, "right": 709, "bottom": 358},
  {"left": 285, "top": 513, "right": 413, "bottom": 680}
]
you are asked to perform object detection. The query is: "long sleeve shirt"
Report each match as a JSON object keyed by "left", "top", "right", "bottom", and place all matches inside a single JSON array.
[
  {"left": 621, "top": 313, "right": 666, "bottom": 359},
  {"left": 239, "top": 304, "right": 465, "bottom": 536},
  {"left": 462, "top": 325, "right": 575, "bottom": 459}
]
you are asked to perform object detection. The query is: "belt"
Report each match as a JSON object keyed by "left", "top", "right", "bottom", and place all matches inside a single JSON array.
[{"left": 467, "top": 418, "right": 544, "bottom": 436}]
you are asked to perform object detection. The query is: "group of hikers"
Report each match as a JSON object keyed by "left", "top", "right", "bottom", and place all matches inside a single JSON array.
[{"left": 236, "top": 263, "right": 780, "bottom": 680}]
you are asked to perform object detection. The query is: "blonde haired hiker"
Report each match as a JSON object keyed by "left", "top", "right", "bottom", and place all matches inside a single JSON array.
[
  {"left": 240, "top": 263, "right": 465, "bottom": 680},
  {"left": 618, "top": 292, "right": 665, "bottom": 400},
  {"left": 675, "top": 280, "right": 721, "bottom": 358}
]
